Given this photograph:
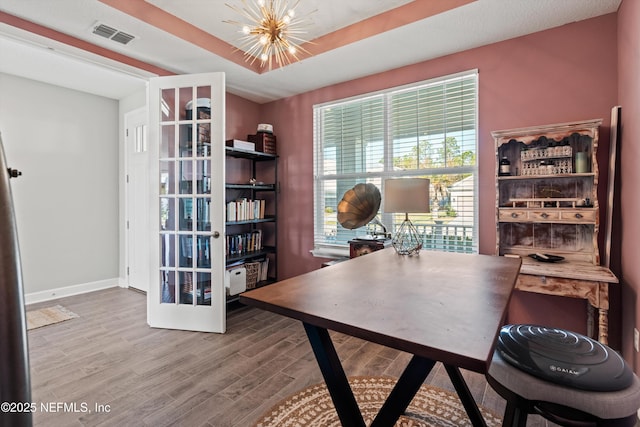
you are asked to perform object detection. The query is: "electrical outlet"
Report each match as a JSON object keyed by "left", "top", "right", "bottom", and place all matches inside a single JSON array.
[{"left": 634, "top": 328, "right": 639, "bottom": 352}]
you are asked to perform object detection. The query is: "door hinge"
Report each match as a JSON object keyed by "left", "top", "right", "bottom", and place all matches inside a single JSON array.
[
  {"left": 126, "top": 266, "right": 130, "bottom": 276},
  {"left": 126, "top": 220, "right": 130, "bottom": 230}
]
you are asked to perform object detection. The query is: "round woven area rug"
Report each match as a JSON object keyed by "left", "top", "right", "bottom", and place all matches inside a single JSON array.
[{"left": 254, "top": 376, "right": 502, "bottom": 426}]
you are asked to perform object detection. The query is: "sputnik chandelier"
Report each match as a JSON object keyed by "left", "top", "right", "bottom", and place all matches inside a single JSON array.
[{"left": 225, "top": 0, "right": 314, "bottom": 70}]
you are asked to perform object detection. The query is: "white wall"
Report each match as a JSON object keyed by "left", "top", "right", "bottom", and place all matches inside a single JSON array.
[{"left": 0, "top": 72, "right": 120, "bottom": 301}]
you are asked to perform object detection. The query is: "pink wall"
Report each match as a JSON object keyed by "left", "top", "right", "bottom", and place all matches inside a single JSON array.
[
  {"left": 226, "top": 92, "right": 262, "bottom": 183},
  {"left": 226, "top": 92, "right": 261, "bottom": 140},
  {"left": 253, "top": 14, "right": 622, "bottom": 346},
  {"left": 618, "top": 0, "right": 640, "bottom": 370}
]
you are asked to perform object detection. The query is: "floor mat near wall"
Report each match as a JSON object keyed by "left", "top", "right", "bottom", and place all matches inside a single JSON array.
[{"left": 26, "top": 305, "right": 79, "bottom": 330}]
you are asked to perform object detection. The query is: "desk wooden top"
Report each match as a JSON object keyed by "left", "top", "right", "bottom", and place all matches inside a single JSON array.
[
  {"left": 240, "top": 248, "right": 521, "bottom": 373},
  {"left": 518, "top": 256, "right": 618, "bottom": 283}
]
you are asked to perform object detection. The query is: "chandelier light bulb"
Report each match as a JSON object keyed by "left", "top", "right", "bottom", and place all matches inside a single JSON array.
[
  {"left": 288, "top": 9, "right": 295, "bottom": 18},
  {"left": 260, "top": 53, "right": 268, "bottom": 62},
  {"left": 288, "top": 46, "right": 296, "bottom": 54},
  {"left": 242, "top": 25, "right": 251, "bottom": 35},
  {"left": 283, "top": 15, "right": 291, "bottom": 24},
  {"left": 257, "top": 0, "right": 265, "bottom": 6},
  {"left": 259, "top": 34, "right": 268, "bottom": 45}
]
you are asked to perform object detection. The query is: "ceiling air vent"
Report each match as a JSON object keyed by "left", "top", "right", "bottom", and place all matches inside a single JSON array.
[
  {"left": 111, "top": 31, "right": 135, "bottom": 45},
  {"left": 91, "top": 22, "right": 136, "bottom": 45}
]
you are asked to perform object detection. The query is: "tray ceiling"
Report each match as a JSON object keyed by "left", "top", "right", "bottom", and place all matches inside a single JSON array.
[{"left": 0, "top": 0, "right": 621, "bottom": 102}]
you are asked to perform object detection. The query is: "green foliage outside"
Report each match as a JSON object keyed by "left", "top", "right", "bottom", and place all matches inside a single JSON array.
[{"left": 391, "top": 136, "right": 475, "bottom": 221}]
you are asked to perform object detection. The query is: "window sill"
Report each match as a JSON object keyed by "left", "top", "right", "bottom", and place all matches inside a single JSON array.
[{"left": 310, "top": 246, "right": 349, "bottom": 259}]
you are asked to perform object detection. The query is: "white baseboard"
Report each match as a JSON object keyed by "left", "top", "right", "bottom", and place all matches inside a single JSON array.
[{"left": 25, "top": 278, "right": 120, "bottom": 305}]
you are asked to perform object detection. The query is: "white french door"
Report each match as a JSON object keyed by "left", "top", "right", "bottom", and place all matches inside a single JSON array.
[{"left": 147, "top": 72, "right": 226, "bottom": 333}]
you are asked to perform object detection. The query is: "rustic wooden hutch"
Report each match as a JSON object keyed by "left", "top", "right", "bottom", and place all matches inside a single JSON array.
[{"left": 493, "top": 119, "right": 618, "bottom": 344}]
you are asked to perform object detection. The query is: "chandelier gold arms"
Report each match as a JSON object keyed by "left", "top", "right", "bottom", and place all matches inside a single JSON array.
[{"left": 225, "top": 0, "right": 314, "bottom": 69}]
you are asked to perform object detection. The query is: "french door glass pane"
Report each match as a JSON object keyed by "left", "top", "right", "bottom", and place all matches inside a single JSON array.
[
  {"left": 179, "top": 160, "right": 192, "bottom": 194},
  {"left": 161, "top": 88, "right": 175, "bottom": 121},
  {"left": 179, "top": 235, "right": 193, "bottom": 268},
  {"left": 179, "top": 87, "right": 193, "bottom": 121},
  {"left": 197, "top": 236, "right": 211, "bottom": 268},
  {"left": 196, "top": 161, "right": 211, "bottom": 194},
  {"left": 160, "top": 234, "right": 175, "bottom": 268},
  {"left": 179, "top": 271, "right": 193, "bottom": 305},
  {"left": 196, "top": 198, "right": 211, "bottom": 231},
  {"left": 196, "top": 124, "right": 210, "bottom": 157},
  {"left": 179, "top": 124, "right": 192, "bottom": 157},
  {"left": 160, "top": 197, "right": 175, "bottom": 231},
  {"left": 161, "top": 270, "right": 175, "bottom": 303},
  {"left": 197, "top": 86, "right": 211, "bottom": 108},
  {"left": 196, "top": 272, "right": 211, "bottom": 306},
  {"left": 179, "top": 198, "right": 193, "bottom": 231},
  {"left": 160, "top": 124, "right": 175, "bottom": 158},
  {"left": 160, "top": 160, "right": 175, "bottom": 195}
]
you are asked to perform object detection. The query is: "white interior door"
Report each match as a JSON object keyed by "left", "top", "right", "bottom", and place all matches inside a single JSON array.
[
  {"left": 147, "top": 72, "right": 226, "bottom": 333},
  {"left": 125, "top": 107, "right": 149, "bottom": 292}
]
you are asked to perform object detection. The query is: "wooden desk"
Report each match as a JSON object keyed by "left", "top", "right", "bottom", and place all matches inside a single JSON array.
[
  {"left": 240, "top": 248, "right": 522, "bottom": 426},
  {"left": 515, "top": 257, "right": 618, "bottom": 344}
]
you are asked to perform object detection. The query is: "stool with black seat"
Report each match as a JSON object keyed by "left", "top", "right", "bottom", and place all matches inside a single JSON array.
[{"left": 486, "top": 324, "right": 640, "bottom": 427}]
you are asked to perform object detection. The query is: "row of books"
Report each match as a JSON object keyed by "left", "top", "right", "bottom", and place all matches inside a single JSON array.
[
  {"left": 254, "top": 257, "right": 270, "bottom": 283},
  {"left": 226, "top": 230, "right": 263, "bottom": 256},
  {"left": 226, "top": 198, "right": 265, "bottom": 222}
]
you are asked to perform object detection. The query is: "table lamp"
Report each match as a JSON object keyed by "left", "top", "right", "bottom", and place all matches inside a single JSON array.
[{"left": 384, "top": 178, "right": 430, "bottom": 256}]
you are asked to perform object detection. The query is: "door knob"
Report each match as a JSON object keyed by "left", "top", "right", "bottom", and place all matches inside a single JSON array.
[{"left": 213, "top": 231, "right": 220, "bottom": 238}]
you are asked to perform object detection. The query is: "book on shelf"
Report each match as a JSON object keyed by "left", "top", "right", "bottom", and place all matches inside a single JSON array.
[
  {"left": 259, "top": 257, "right": 269, "bottom": 282},
  {"left": 226, "top": 199, "right": 266, "bottom": 222},
  {"left": 226, "top": 139, "right": 255, "bottom": 151},
  {"left": 226, "top": 230, "right": 263, "bottom": 256}
]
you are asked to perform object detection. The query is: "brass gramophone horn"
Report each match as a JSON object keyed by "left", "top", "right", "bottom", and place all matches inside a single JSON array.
[{"left": 337, "top": 183, "right": 381, "bottom": 229}]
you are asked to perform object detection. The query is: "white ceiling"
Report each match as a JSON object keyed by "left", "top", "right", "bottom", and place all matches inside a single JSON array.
[{"left": 0, "top": 0, "right": 621, "bottom": 103}]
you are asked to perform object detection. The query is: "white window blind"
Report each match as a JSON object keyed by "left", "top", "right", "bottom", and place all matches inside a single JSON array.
[{"left": 313, "top": 71, "right": 478, "bottom": 257}]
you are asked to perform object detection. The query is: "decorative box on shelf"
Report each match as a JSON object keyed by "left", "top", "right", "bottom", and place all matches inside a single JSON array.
[
  {"left": 225, "top": 266, "right": 246, "bottom": 296},
  {"left": 247, "top": 132, "right": 277, "bottom": 154},
  {"left": 244, "top": 262, "right": 261, "bottom": 289}
]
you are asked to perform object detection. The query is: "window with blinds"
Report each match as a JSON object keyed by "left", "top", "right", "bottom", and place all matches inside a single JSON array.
[{"left": 313, "top": 70, "right": 478, "bottom": 257}]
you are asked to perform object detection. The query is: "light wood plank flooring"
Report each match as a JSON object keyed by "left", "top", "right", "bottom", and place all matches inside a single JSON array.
[{"left": 26, "top": 287, "right": 551, "bottom": 426}]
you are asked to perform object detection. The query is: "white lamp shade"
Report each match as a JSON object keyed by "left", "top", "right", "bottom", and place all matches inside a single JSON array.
[{"left": 383, "top": 178, "right": 430, "bottom": 213}]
